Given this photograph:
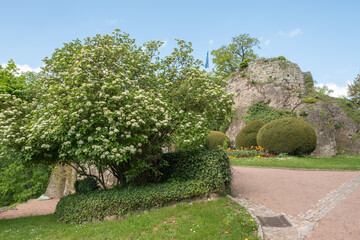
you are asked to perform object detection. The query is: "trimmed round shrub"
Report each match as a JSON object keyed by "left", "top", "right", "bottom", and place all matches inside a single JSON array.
[
  {"left": 257, "top": 118, "right": 317, "bottom": 155},
  {"left": 205, "top": 131, "right": 230, "bottom": 149},
  {"left": 74, "top": 177, "right": 99, "bottom": 194},
  {"left": 235, "top": 120, "right": 264, "bottom": 149}
]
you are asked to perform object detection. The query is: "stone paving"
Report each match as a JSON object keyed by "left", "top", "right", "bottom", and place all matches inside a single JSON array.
[{"left": 230, "top": 167, "right": 360, "bottom": 240}]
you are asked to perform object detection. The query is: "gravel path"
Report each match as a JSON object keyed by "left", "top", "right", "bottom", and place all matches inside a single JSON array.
[
  {"left": 231, "top": 166, "right": 360, "bottom": 240},
  {"left": 0, "top": 199, "right": 59, "bottom": 220}
]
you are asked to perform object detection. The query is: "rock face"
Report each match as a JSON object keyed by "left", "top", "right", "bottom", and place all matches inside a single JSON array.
[
  {"left": 44, "top": 164, "right": 118, "bottom": 198},
  {"left": 225, "top": 58, "right": 360, "bottom": 157}
]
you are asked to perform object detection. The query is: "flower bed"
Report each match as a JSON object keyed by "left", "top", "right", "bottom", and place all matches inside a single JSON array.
[{"left": 220, "top": 146, "right": 276, "bottom": 158}]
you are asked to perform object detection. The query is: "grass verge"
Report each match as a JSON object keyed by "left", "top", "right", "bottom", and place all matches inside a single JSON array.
[
  {"left": 230, "top": 155, "right": 360, "bottom": 170},
  {"left": 0, "top": 197, "right": 259, "bottom": 240}
]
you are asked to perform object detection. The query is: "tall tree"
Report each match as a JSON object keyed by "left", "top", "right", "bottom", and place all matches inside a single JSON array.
[
  {"left": 0, "top": 61, "right": 51, "bottom": 207},
  {"left": 0, "top": 30, "right": 234, "bottom": 187},
  {"left": 211, "top": 33, "right": 260, "bottom": 77},
  {"left": 348, "top": 73, "right": 360, "bottom": 104}
]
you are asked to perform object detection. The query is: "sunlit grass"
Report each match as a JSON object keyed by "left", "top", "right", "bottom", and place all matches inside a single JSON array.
[
  {"left": 230, "top": 155, "right": 360, "bottom": 170},
  {"left": 0, "top": 197, "right": 259, "bottom": 240}
]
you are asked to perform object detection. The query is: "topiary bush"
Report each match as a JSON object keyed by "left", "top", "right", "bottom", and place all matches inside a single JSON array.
[
  {"left": 205, "top": 131, "right": 230, "bottom": 149},
  {"left": 235, "top": 120, "right": 264, "bottom": 149},
  {"left": 257, "top": 118, "right": 317, "bottom": 155},
  {"left": 56, "top": 149, "right": 232, "bottom": 223},
  {"left": 74, "top": 177, "right": 99, "bottom": 194}
]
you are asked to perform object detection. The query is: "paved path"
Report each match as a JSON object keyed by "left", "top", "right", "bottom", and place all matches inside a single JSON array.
[
  {"left": 231, "top": 166, "right": 360, "bottom": 240},
  {"left": 0, "top": 199, "right": 59, "bottom": 220}
]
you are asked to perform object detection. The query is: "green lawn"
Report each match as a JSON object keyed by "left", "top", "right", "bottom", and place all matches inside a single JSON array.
[
  {"left": 230, "top": 155, "right": 360, "bottom": 170},
  {"left": 0, "top": 197, "right": 259, "bottom": 240}
]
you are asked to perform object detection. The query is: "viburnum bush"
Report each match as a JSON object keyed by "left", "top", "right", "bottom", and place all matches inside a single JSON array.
[{"left": 0, "top": 30, "right": 233, "bottom": 187}]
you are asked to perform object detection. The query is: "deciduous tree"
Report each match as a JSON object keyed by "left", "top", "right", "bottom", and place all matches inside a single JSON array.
[
  {"left": 211, "top": 33, "right": 260, "bottom": 77},
  {"left": 0, "top": 30, "right": 234, "bottom": 187}
]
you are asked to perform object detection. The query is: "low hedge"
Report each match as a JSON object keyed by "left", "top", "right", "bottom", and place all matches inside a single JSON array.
[
  {"left": 161, "top": 149, "right": 232, "bottom": 192},
  {"left": 56, "top": 180, "right": 209, "bottom": 223},
  {"left": 55, "top": 149, "right": 232, "bottom": 223}
]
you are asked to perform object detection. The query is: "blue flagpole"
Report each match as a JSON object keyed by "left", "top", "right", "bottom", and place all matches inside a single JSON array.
[{"left": 205, "top": 51, "right": 209, "bottom": 69}]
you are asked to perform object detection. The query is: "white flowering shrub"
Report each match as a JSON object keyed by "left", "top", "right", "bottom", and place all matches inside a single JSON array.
[{"left": 0, "top": 30, "right": 233, "bottom": 186}]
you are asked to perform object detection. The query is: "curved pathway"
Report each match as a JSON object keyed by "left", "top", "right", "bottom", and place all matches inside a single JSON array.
[
  {"left": 0, "top": 199, "right": 59, "bottom": 220},
  {"left": 231, "top": 166, "right": 360, "bottom": 240}
]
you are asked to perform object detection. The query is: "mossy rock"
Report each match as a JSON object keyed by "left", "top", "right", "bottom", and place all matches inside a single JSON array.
[
  {"left": 257, "top": 118, "right": 317, "bottom": 155},
  {"left": 235, "top": 120, "right": 264, "bottom": 149},
  {"left": 205, "top": 131, "right": 230, "bottom": 149}
]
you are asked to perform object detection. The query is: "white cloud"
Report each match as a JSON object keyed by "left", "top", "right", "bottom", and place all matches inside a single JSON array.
[
  {"left": 315, "top": 82, "right": 349, "bottom": 98},
  {"left": 278, "top": 28, "right": 303, "bottom": 38},
  {"left": 1, "top": 63, "right": 42, "bottom": 74},
  {"left": 264, "top": 39, "right": 271, "bottom": 45},
  {"left": 209, "top": 40, "right": 214, "bottom": 45}
]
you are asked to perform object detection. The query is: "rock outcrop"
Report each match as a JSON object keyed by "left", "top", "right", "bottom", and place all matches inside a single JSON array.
[{"left": 225, "top": 58, "right": 360, "bottom": 157}]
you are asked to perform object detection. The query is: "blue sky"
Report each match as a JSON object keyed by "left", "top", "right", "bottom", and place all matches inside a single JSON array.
[{"left": 1, "top": 0, "right": 359, "bottom": 96}]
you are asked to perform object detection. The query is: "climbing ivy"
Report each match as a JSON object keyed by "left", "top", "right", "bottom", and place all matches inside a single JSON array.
[{"left": 242, "top": 102, "right": 296, "bottom": 123}]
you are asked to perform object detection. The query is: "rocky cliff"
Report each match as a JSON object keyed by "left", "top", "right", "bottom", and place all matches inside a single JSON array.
[{"left": 225, "top": 58, "right": 360, "bottom": 157}]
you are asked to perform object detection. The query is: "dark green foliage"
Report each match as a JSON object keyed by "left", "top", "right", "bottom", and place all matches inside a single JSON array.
[
  {"left": 55, "top": 150, "right": 232, "bottom": 223},
  {"left": 242, "top": 102, "right": 296, "bottom": 124},
  {"left": 335, "top": 123, "right": 344, "bottom": 129},
  {"left": 205, "top": 131, "right": 230, "bottom": 149},
  {"left": 235, "top": 120, "right": 264, "bottom": 148},
  {"left": 161, "top": 149, "right": 232, "bottom": 192},
  {"left": 0, "top": 159, "right": 52, "bottom": 207},
  {"left": 74, "top": 177, "right": 99, "bottom": 194},
  {"left": 239, "top": 58, "right": 252, "bottom": 69},
  {"left": 56, "top": 180, "right": 208, "bottom": 223},
  {"left": 257, "top": 118, "right": 317, "bottom": 155},
  {"left": 299, "top": 109, "right": 308, "bottom": 117}
]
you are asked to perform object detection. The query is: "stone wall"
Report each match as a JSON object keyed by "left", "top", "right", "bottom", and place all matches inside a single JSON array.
[{"left": 247, "top": 58, "right": 306, "bottom": 92}]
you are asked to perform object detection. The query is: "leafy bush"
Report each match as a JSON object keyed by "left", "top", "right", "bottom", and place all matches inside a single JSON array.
[
  {"left": 205, "top": 131, "right": 230, "bottom": 149},
  {"left": 242, "top": 102, "right": 296, "bottom": 123},
  {"left": 74, "top": 177, "right": 99, "bottom": 194},
  {"left": 56, "top": 150, "right": 232, "bottom": 223},
  {"left": 56, "top": 180, "right": 208, "bottom": 223},
  {"left": 257, "top": 118, "right": 317, "bottom": 155},
  {"left": 0, "top": 158, "right": 52, "bottom": 207},
  {"left": 302, "top": 97, "right": 316, "bottom": 104},
  {"left": 272, "top": 56, "right": 287, "bottom": 61},
  {"left": 239, "top": 58, "right": 252, "bottom": 69},
  {"left": 235, "top": 120, "right": 264, "bottom": 149},
  {"left": 161, "top": 149, "right": 232, "bottom": 192}
]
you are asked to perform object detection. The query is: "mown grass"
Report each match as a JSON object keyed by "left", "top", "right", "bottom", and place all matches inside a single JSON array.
[
  {"left": 0, "top": 197, "right": 259, "bottom": 240},
  {"left": 230, "top": 155, "right": 360, "bottom": 170}
]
